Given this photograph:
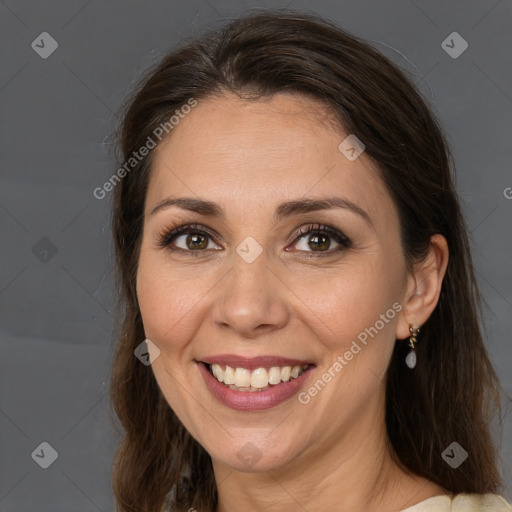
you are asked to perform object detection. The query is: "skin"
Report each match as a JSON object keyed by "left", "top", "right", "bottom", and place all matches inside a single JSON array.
[{"left": 136, "top": 92, "right": 449, "bottom": 512}]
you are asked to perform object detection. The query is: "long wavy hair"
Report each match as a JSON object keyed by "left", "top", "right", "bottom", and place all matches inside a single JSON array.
[{"left": 108, "top": 10, "right": 508, "bottom": 512}]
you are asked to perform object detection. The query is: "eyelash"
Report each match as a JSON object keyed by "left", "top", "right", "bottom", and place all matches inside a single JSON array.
[{"left": 155, "top": 222, "right": 352, "bottom": 258}]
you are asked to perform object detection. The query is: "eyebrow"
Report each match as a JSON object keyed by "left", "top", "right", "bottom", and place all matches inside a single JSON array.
[{"left": 148, "top": 195, "right": 374, "bottom": 229}]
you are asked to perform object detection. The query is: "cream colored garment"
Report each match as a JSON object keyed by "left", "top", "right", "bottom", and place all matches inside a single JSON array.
[{"left": 400, "top": 493, "right": 512, "bottom": 512}]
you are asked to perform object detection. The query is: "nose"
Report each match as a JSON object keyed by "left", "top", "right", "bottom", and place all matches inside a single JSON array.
[{"left": 211, "top": 250, "right": 290, "bottom": 339}]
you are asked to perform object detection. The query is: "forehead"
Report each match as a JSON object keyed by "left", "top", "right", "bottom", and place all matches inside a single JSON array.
[
  {"left": 154, "top": 92, "right": 340, "bottom": 164},
  {"left": 146, "top": 93, "right": 394, "bottom": 223}
]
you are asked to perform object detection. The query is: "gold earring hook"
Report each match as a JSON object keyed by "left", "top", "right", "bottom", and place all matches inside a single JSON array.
[{"left": 408, "top": 325, "right": 421, "bottom": 349}]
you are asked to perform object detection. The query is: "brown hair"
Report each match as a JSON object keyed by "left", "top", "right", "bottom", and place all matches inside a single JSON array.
[{"left": 108, "top": 9, "right": 507, "bottom": 512}]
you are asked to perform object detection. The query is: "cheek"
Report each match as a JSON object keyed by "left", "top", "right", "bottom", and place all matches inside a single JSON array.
[
  {"left": 291, "top": 266, "right": 401, "bottom": 420},
  {"left": 136, "top": 254, "right": 207, "bottom": 351},
  {"left": 291, "top": 261, "right": 404, "bottom": 409},
  {"left": 296, "top": 260, "right": 401, "bottom": 343},
  {"left": 135, "top": 255, "right": 208, "bottom": 433}
]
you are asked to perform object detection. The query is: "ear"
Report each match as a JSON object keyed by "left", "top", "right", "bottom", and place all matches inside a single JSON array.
[{"left": 396, "top": 235, "right": 449, "bottom": 340}]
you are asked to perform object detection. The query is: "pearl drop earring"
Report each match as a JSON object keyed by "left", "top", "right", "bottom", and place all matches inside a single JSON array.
[{"left": 405, "top": 325, "right": 421, "bottom": 369}]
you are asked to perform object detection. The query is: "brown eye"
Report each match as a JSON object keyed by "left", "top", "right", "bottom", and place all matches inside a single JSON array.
[
  {"left": 291, "top": 224, "right": 352, "bottom": 255},
  {"left": 295, "top": 232, "right": 339, "bottom": 252},
  {"left": 184, "top": 233, "right": 209, "bottom": 250},
  {"left": 305, "top": 233, "right": 331, "bottom": 251},
  {"left": 156, "top": 223, "right": 222, "bottom": 255}
]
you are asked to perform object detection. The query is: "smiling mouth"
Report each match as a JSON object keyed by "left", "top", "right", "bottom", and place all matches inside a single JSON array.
[{"left": 204, "top": 362, "right": 311, "bottom": 392}]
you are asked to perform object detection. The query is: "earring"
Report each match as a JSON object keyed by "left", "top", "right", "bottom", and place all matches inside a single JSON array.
[{"left": 405, "top": 325, "right": 421, "bottom": 369}]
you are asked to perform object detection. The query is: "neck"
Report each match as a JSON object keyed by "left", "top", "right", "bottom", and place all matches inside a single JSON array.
[{"left": 213, "top": 387, "right": 439, "bottom": 512}]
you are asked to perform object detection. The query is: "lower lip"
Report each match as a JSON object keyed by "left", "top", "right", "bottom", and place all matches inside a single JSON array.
[{"left": 197, "top": 362, "right": 315, "bottom": 411}]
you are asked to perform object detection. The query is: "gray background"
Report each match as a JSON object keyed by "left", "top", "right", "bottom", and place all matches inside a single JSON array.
[{"left": 0, "top": 0, "right": 511, "bottom": 510}]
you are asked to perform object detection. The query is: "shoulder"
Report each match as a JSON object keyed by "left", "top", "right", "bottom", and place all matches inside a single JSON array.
[{"left": 400, "top": 493, "right": 512, "bottom": 512}]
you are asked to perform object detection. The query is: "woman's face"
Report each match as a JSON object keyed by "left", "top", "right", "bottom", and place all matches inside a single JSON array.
[{"left": 136, "top": 93, "right": 409, "bottom": 473}]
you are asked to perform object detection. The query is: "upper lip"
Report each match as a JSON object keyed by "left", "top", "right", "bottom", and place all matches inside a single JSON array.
[{"left": 198, "top": 354, "right": 315, "bottom": 370}]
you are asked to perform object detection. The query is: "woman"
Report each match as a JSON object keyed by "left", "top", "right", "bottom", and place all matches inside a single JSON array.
[{"left": 108, "top": 10, "right": 511, "bottom": 512}]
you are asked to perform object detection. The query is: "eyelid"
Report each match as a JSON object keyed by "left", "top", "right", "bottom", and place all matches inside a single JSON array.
[
  {"left": 291, "top": 223, "right": 351, "bottom": 246},
  {"left": 286, "top": 223, "right": 352, "bottom": 257},
  {"left": 155, "top": 223, "right": 222, "bottom": 252}
]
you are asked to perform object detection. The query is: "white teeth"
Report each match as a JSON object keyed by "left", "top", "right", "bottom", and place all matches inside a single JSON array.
[
  {"left": 234, "top": 367, "right": 251, "bottom": 388},
  {"left": 223, "top": 365, "right": 235, "bottom": 385},
  {"left": 228, "top": 384, "right": 270, "bottom": 392},
  {"left": 212, "top": 364, "right": 223, "bottom": 382},
  {"left": 268, "top": 367, "right": 282, "bottom": 385},
  {"left": 209, "top": 363, "right": 309, "bottom": 391},
  {"left": 290, "top": 366, "right": 301, "bottom": 379},
  {"left": 250, "top": 368, "right": 269, "bottom": 389}
]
